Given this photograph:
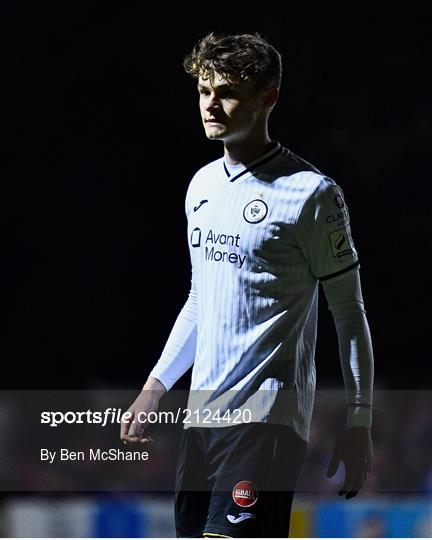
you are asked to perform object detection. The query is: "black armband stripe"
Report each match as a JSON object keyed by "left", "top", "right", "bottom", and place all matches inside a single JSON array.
[
  {"left": 347, "top": 403, "right": 372, "bottom": 408},
  {"left": 318, "top": 261, "right": 360, "bottom": 282}
]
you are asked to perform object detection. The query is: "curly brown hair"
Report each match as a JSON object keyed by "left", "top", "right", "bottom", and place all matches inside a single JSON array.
[{"left": 183, "top": 32, "right": 282, "bottom": 89}]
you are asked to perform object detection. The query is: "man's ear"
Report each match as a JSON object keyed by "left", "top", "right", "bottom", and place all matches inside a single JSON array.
[{"left": 262, "top": 86, "right": 279, "bottom": 109}]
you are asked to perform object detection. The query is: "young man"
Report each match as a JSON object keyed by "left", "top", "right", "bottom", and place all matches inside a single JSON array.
[{"left": 121, "top": 32, "right": 374, "bottom": 538}]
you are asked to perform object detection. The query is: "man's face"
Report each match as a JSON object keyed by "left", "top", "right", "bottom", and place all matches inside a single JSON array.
[{"left": 198, "top": 71, "right": 268, "bottom": 143}]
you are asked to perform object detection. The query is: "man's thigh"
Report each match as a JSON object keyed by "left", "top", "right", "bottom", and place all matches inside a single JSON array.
[
  {"left": 175, "top": 423, "right": 307, "bottom": 538},
  {"left": 203, "top": 423, "right": 307, "bottom": 538}
]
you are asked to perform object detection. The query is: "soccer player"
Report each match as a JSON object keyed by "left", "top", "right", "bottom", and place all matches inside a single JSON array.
[{"left": 121, "top": 32, "right": 374, "bottom": 538}]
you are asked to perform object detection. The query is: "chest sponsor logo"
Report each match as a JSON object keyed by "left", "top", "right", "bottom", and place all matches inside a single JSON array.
[
  {"left": 243, "top": 199, "right": 268, "bottom": 224},
  {"left": 190, "top": 227, "right": 201, "bottom": 247},
  {"left": 232, "top": 480, "right": 258, "bottom": 507},
  {"left": 190, "top": 228, "right": 246, "bottom": 268}
]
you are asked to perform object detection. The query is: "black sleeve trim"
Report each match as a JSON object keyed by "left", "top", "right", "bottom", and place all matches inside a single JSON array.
[{"left": 318, "top": 261, "right": 360, "bottom": 282}]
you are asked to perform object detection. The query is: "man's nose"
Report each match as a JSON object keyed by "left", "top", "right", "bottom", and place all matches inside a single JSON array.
[{"left": 206, "top": 93, "right": 221, "bottom": 111}]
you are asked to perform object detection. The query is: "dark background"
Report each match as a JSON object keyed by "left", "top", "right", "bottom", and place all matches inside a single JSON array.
[{"left": 1, "top": 3, "right": 430, "bottom": 389}]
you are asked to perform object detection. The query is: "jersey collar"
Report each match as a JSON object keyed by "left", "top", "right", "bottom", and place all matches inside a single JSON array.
[{"left": 222, "top": 141, "right": 283, "bottom": 183}]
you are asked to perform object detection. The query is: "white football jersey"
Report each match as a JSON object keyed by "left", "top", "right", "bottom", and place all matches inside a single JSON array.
[{"left": 182, "top": 142, "right": 359, "bottom": 441}]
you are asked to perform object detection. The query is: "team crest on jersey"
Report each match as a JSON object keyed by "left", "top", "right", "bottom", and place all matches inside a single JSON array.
[
  {"left": 232, "top": 480, "right": 258, "bottom": 507},
  {"left": 243, "top": 200, "right": 268, "bottom": 224}
]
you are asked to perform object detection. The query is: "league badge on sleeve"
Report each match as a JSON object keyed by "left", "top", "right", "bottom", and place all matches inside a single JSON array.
[
  {"left": 243, "top": 200, "right": 268, "bottom": 224},
  {"left": 329, "top": 226, "right": 355, "bottom": 258}
]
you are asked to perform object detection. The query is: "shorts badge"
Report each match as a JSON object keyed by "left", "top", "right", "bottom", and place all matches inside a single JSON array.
[{"left": 232, "top": 480, "right": 258, "bottom": 507}]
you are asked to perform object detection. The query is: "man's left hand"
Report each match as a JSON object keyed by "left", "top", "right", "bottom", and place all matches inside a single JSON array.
[{"left": 326, "top": 426, "right": 373, "bottom": 500}]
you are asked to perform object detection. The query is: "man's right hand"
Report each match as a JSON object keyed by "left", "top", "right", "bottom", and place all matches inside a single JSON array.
[{"left": 120, "top": 377, "right": 167, "bottom": 445}]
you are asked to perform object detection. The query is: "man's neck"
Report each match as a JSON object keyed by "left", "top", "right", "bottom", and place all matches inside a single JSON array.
[{"left": 224, "top": 136, "right": 274, "bottom": 166}]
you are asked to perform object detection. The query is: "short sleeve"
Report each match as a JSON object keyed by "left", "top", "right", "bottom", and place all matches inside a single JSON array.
[{"left": 296, "top": 178, "right": 359, "bottom": 281}]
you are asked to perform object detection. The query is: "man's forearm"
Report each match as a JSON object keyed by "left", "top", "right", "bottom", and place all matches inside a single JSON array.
[
  {"left": 149, "top": 280, "right": 197, "bottom": 391},
  {"left": 334, "top": 302, "right": 374, "bottom": 426},
  {"left": 323, "top": 269, "right": 374, "bottom": 427}
]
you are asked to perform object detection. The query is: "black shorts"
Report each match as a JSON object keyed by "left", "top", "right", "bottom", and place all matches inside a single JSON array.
[{"left": 175, "top": 422, "right": 307, "bottom": 538}]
